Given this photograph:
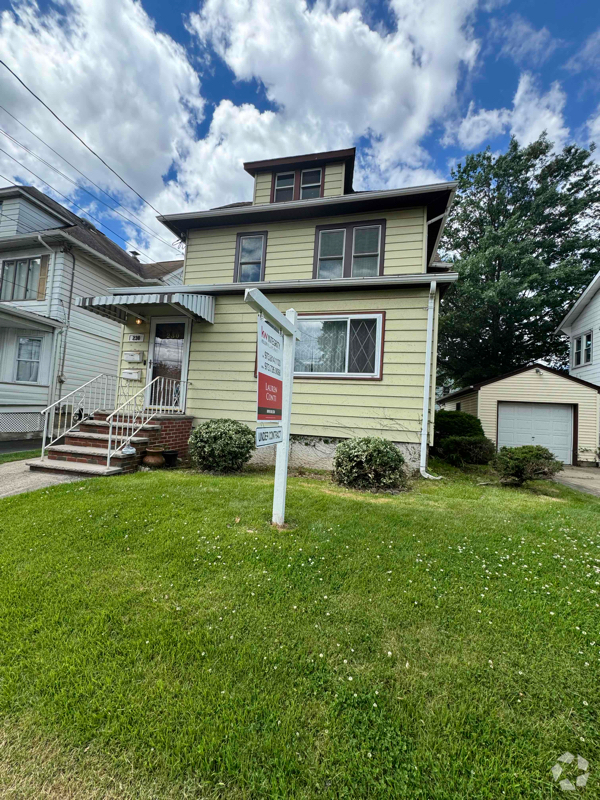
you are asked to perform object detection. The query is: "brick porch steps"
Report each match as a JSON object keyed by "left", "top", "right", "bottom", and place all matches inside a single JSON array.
[
  {"left": 64, "top": 431, "right": 150, "bottom": 451},
  {"left": 46, "top": 444, "right": 139, "bottom": 469},
  {"left": 26, "top": 457, "right": 123, "bottom": 477}
]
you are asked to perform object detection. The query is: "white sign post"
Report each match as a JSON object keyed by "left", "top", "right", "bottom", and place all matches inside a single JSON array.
[{"left": 244, "top": 288, "right": 299, "bottom": 526}]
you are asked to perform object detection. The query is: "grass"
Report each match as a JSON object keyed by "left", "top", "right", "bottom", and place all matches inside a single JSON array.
[
  {"left": 0, "top": 463, "right": 598, "bottom": 798},
  {"left": 0, "top": 448, "right": 40, "bottom": 465}
]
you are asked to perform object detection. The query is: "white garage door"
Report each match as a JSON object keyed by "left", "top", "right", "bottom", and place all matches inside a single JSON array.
[{"left": 497, "top": 402, "right": 573, "bottom": 465}]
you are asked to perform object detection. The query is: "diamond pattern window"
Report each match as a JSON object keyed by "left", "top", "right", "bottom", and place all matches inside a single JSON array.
[{"left": 294, "top": 313, "right": 383, "bottom": 378}]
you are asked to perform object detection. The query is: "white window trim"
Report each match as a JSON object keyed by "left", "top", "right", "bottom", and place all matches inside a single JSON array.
[
  {"left": 300, "top": 168, "right": 322, "bottom": 199},
  {"left": 274, "top": 172, "right": 295, "bottom": 203},
  {"left": 317, "top": 228, "right": 346, "bottom": 279},
  {"left": 351, "top": 224, "right": 382, "bottom": 278},
  {"left": 572, "top": 330, "right": 593, "bottom": 369},
  {"left": 0, "top": 256, "right": 42, "bottom": 302},
  {"left": 293, "top": 312, "right": 384, "bottom": 379},
  {"left": 238, "top": 233, "right": 266, "bottom": 283},
  {"left": 14, "top": 335, "right": 44, "bottom": 384}
]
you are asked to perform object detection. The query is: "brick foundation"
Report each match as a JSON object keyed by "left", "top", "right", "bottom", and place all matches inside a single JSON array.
[{"left": 153, "top": 415, "right": 194, "bottom": 460}]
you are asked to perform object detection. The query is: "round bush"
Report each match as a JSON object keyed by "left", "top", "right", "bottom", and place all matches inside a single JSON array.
[
  {"left": 440, "top": 435, "right": 496, "bottom": 467},
  {"left": 188, "top": 419, "right": 255, "bottom": 473},
  {"left": 333, "top": 437, "right": 407, "bottom": 491},
  {"left": 491, "top": 445, "right": 563, "bottom": 486},
  {"left": 434, "top": 410, "right": 484, "bottom": 447}
]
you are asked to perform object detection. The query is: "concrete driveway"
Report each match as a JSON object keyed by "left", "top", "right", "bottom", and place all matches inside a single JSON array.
[
  {"left": 0, "top": 459, "right": 86, "bottom": 499},
  {"left": 554, "top": 465, "right": 600, "bottom": 497}
]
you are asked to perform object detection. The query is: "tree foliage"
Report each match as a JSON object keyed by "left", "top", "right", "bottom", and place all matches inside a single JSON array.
[{"left": 438, "top": 135, "right": 600, "bottom": 386}]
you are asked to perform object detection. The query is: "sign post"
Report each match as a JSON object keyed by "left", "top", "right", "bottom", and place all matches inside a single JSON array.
[{"left": 244, "top": 288, "right": 299, "bottom": 526}]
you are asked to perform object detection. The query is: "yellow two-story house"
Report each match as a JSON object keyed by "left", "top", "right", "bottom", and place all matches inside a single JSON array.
[{"left": 77, "top": 148, "right": 457, "bottom": 471}]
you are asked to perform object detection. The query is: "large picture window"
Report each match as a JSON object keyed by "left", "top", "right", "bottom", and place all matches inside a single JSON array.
[
  {"left": 314, "top": 221, "right": 385, "bottom": 279},
  {"left": 234, "top": 232, "right": 268, "bottom": 283},
  {"left": 294, "top": 312, "right": 384, "bottom": 379},
  {"left": 0, "top": 256, "right": 47, "bottom": 301}
]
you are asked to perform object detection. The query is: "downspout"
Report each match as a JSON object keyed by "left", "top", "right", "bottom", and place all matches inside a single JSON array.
[
  {"left": 420, "top": 280, "right": 441, "bottom": 479},
  {"left": 57, "top": 246, "right": 76, "bottom": 401}
]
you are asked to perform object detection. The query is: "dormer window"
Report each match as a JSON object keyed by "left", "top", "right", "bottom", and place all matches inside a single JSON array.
[
  {"left": 301, "top": 169, "right": 322, "bottom": 200},
  {"left": 274, "top": 173, "right": 295, "bottom": 203}
]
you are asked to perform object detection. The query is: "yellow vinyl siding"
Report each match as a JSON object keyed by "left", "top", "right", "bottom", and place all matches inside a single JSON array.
[
  {"left": 478, "top": 371, "right": 599, "bottom": 463},
  {"left": 185, "top": 286, "right": 434, "bottom": 443},
  {"left": 323, "top": 162, "right": 344, "bottom": 196},
  {"left": 253, "top": 172, "right": 272, "bottom": 205},
  {"left": 184, "top": 206, "right": 426, "bottom": 285},
  {"left": 442, "top": 391, "right": 478, "bottom": 415}
]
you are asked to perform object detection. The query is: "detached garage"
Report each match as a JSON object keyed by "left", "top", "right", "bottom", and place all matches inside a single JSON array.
[{"left": 439, "top": 364, "right": 600, "bottom": 466}]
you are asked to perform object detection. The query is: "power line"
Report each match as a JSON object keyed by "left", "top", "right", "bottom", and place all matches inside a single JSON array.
[
  {"left": 1, "top": 59, "right": 164, "bottom": 217},
  {"left": 0, "top": 149, "right": 160, "bottom": 263},
  {"left": 0, "top": 105, "right": 183, "bottom": 250},
  {"left": 0, "top": 126, "right": 183, "bottom": 253}
]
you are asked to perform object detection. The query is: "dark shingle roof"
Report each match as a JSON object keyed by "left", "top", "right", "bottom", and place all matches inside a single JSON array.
[
  {"left": 140, "top": 260, "right": 184, "bottom": 280},
  {"left": 210, "top": 201, "right": 253, "bottom": 210}
]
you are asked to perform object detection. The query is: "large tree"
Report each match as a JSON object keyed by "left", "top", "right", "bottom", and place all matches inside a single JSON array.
[{"left": 438, "top": 135, "right": 600, "bottom": 387}]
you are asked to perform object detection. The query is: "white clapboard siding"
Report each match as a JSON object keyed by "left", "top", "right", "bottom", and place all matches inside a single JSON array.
[
  {"left": 0, "top": 197, "right": 20, "bottom": 237},
  {"left": 568, "top": 292, "right": 600, "bottom": 386},
  {"left": 17, "top": 198, "right": 64, "bottom": 234}
]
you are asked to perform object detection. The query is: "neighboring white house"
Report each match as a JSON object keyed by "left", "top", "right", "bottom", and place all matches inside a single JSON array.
[
  {"left": 0, "top": 185, "right": 183, "bottom": 440},
  {"left": 556, "top": 271, "right": 600, "bottom": 386}
]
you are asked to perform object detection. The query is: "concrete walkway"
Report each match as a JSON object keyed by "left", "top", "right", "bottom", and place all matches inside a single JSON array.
[
  {"left": 0, "top": 459, "right": 87, "bottom": 499},
  {"left": 554, "top": 465, "right": 600, "bottom": 498}
]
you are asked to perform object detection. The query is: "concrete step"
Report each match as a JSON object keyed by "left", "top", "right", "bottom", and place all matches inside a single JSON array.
[
  {"left": 47, "top": 444, "right": 140, "bottom": 468},
  {"left": 79, "top": 419, "right": 161, "bottom": 433},
  {"left": 64, "top": 431, "right": 150, "bottom": 450},
  {"left": 26, "top": 457, "right": 123, "bottom": 477}
]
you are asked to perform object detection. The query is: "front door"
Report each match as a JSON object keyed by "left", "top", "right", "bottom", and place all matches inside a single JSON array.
[{"left": 146, "top": 317, "right": 191, "bottom": 410}]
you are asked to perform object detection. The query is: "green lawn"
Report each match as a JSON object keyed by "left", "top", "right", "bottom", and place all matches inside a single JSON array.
[
  {"left": 0, "top": 448, "right": 40, "bottom": 465},
  {"left": 0, "top": 464, "right": 598, "bottom": 798}
]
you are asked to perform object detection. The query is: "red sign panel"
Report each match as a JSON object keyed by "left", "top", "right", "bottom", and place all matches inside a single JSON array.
[{"left": 257, "top": 318, "right": 283, "bottom": 421}]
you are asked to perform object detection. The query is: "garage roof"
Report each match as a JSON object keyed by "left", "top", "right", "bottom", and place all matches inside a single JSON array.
[{"left": 440, "top": 363, "right": 600, "bottom": 403}]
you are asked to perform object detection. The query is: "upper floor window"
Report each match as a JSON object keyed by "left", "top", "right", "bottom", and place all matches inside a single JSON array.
[
  {"left": 573, "top": 331, "right": 592, "bottom": 368},
  {"left": 294, "top": 312, "right": 384, "bottom": 379},
  {"left": 235, "top": 232, "right": 267, "bottom": 283},
  {"left": 314, "top": 221, "right": 385, "bottom": 279},
  {"left": 301, "top": 169, "right": 322, "bottom": 200},
  {"left": 0, "top": 256, "right": 47, "bottom": 301},
  {"left": 15, "top": 336, "right": 42, "bottom": 382},
  {"left": 274, "top": 173, "right": 295, "bottom": 203}
]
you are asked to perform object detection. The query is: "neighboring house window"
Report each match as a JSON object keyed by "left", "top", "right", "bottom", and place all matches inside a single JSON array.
[
  {"left": 234, "top": 232, "right": 267, "bottom": 282},
  {"left": 294, "top": 312, "right": 384, "bottom": 379},
  {"left": 274, "top": 173, "right": 295, "bottom": 203},
  {"left": 300, "top": 169, "right": 322, "bottom": 200},
  {"left": 572, "top": 332, "right": 592, "bottom": 367},
  {"left": 456, "top": 402, "right": 461, "bottom": 411},
  {"left": 15, "top": 336, "right": 42, "bottom": 382},
  {"left": 314, "top": 221, "right": 386, "bottom": 279},
  {"left": 0, "top": 255, "right": 48, "bottom": 301}
]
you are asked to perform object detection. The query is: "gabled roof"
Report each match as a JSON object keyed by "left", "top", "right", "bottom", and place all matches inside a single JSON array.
[
  {"left": 439, "top": 363, "right": 600, "bottom": 403},
  {"left": 556, "top": 270, "right": 600, "bottom": 334}
]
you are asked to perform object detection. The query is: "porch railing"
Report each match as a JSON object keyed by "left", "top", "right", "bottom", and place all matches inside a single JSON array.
[
  {"left": 40, "top": 373, "right": 122, "bottom": 458},
  {"left": 106, "top": 376, "right": 187, "bottom": 467}
]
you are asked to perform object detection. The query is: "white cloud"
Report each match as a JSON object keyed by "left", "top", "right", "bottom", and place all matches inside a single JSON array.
[
  {"left": 510, "top": 73, "right": 569, "bottom": 149},
  {"left": 566, "top": 28, "right": 600, "bottom": 73},
  {"left": 444, "top": 101, "right": 511, "bottom": 149},
  {"left": 490, "top": 13, "right": 561, "bottom": 67}
]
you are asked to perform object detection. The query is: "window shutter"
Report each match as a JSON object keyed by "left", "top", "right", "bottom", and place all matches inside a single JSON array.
[{"left": 36, "top": 254, "right": 49, "bottom": 300}]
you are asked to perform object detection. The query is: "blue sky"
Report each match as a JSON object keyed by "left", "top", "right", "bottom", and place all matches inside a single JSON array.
[{"left": 0, "top": 0, "right": 599, "bottom": 262}]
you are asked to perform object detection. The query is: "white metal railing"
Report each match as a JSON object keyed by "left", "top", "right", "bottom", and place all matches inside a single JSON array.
[
  {"left": 41, "top": 373, "right": 123, "bottom": 458},
  {"left": 106, "top": 376, "right": 187, "bottom": 467}
]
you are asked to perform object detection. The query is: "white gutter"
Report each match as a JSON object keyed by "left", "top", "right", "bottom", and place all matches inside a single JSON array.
[
  {"left": 420, "top": 280, "right": 441, "bottom": 480},
  {"left": 107, "top": 271, "right": 458, "bottom": 296}
]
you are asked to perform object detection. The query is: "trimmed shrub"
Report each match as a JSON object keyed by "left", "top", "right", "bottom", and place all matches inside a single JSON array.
[
  {"left": 439, "top": 435, "right": 496, "bottom": 467},
  {"left": 188, "top": 419, "right": 255, "bottom": 473},
  {"left": 492, "top": 445, "right": 563, "bottom": 486},
  {"left": 434, "top": 410, "right": 484, "bottom": 447},
  {"left": 333, "top": 437, "right": 407, "bottom": 491}
]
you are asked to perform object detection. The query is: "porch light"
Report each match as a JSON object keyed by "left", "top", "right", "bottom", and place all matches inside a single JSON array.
[{"left": 135, "top": 317, "right": 143, "bottom": 325}]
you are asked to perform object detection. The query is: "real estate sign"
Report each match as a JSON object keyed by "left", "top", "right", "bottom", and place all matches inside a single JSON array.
[
  {"left": 257, "top": 317, "right": 283, "bottom": 421},
  {"left": 255, "top": 425, "right": 283, "bottom": 447}
]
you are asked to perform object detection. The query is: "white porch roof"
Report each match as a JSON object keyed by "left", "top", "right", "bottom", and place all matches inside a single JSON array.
[{"left": 76, "top": 292, "right": 215, "bottom": 324}]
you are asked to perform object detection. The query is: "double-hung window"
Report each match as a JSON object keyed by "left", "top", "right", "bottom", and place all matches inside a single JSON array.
[
  {"left": 294, "top": 312, "right": 384, "bottom": 379},
  {"left": 314, "top": 221, "right": 385, "bottom": 279},
  {"left": 300, "top": 169, "right": 322, "bottom": 200},
  {"left": 0, "top": 257, "right": 44, "bottom": 301},
  {"left": 274, "top": 173, "right": 295, "bottom": 203},
  {"left": 573, "top": 331, "right": 592, "bottom": 367},
  {"left": 15, "top": 336, "right": 42, "bottom": 382},
  {"left": 235, "top": 232, "right": 267, "bottom": 283}
]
